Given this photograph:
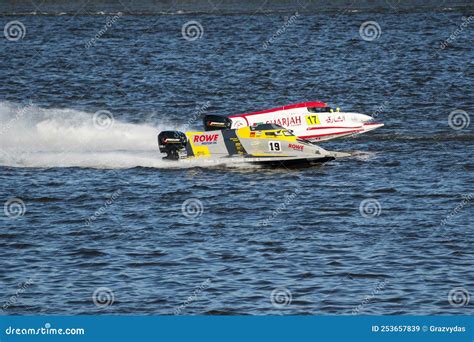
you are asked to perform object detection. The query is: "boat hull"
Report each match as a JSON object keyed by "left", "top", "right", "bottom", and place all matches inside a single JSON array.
[{"left": 203, "top": 102, "right": 384, "bottom": 142}]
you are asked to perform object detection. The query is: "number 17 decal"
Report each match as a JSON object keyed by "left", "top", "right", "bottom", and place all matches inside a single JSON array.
[{"left": 268, "top": 141, "right": 282, "bottom": 152}]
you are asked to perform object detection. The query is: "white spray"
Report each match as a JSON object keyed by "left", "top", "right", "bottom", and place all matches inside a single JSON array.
[{"left": 0, "top": 102, "right": 187, "bottom": 168}]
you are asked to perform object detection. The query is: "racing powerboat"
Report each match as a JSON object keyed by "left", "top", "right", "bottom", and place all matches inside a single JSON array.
[
  {"left": 203, "top": 102, "right": 383, "bottom": 142},
  {"left": 158, "top": 124, "right": 349, "bottom": 167}
]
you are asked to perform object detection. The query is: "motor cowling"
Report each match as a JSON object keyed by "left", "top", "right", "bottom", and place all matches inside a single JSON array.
[
  {"left": 202, "top": 114, "right": 232, "bottom": 131},
  {"left": 158, "top": 131, "right": 187, "bottom": 160}
]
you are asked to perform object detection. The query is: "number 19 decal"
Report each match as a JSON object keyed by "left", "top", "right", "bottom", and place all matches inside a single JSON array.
[{"left": 268, "top": 141, "right": 281, "bottom": 152}]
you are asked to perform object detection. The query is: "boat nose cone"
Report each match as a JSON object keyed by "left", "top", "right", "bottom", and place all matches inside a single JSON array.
[
  {"left": 358, "top": 114, "right": 374, "bottom": 123},
  {"left": 353, "top": 113, "right": 384, "bottom": 129},
  {"left": 350, "top": 113, "right": 384, "bottom": 131},
  {"left": 362, "top": 122, "right": 384, "bottom": 132},
  {"left": 364, "top": 122, "right": 384, "bottom": 128}
]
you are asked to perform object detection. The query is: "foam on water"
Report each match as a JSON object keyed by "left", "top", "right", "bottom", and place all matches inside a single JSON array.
[{"left": 0, "top": 102, "right": 253, "bottom": 169}]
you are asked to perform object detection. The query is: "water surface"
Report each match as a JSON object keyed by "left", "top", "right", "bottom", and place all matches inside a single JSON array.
[{"left": 0, "top": 7, "right": 473, "bottom": 315}]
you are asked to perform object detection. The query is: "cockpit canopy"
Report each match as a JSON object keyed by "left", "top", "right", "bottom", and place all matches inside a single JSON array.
[
  {"left": 250, "top": 123, "right": 295, "bottom": 136},
  {"left": 250, "top": 123, "right": 285, "bottom": 131},
  {"left": 307, "top": 106, "right": 333, "bottom": 113}
]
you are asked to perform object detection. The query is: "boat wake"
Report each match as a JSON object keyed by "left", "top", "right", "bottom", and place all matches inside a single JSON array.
[{"left": 0, "top": 102, "right": 255, "bottom": 169}]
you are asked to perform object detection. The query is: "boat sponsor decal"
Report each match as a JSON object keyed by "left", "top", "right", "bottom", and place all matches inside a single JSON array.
[
  {"left": 193, "top": 133, "right": 219, "bottom": 144},
  {"left": 288, "top": 143, "right": 304, "bottom": 151},
  {"left": 325, "top": 115, "right": 346, "bottom": 124},
  {"left": 265, "top": 116, "right": 301, "bottom": 127},
  {"left": 305, "top": 114, "right": 320, "bottom": 126}
]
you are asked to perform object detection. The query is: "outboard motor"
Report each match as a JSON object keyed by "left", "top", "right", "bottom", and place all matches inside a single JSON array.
[
  {"left": 203, "top": 114, "right": 232, "bottom": 131},
  {"left": 158, "top": 131, "right": 187, "bottom": 160}
]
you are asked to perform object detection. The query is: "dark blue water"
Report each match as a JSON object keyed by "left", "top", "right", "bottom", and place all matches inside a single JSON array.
[{"left": 0, "top": 7, "right": 473, "bottom": 315}]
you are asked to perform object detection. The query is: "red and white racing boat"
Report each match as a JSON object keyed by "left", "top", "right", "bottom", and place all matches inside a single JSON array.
[{"left": 203, "top": 102, "right": 383, "bottom": 142}]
